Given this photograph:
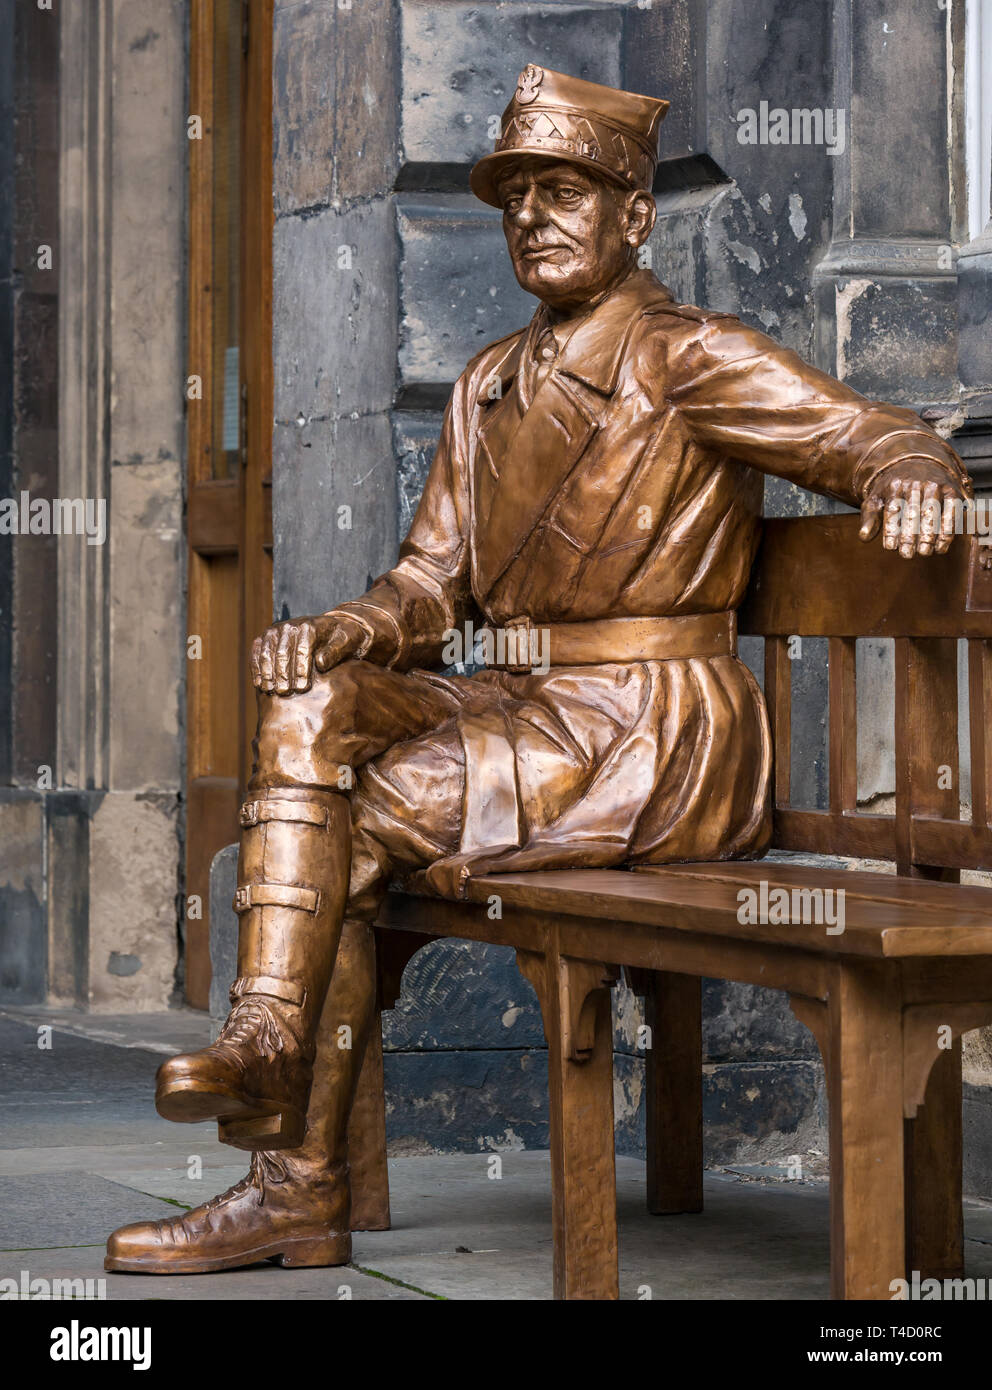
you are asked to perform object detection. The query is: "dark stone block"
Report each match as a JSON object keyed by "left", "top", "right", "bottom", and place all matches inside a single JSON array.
[
  {"left": 959, "top": 235, "right": 992, "bottom": 393},
  {"left": 333, "top": 0, "right": 400, "bottom": 203},
  {"left": 272, "top": 201, "right": 398, "bottom": 424},
  {"left": 383, "top": 1045, "right": 824, "bottom": 1163},
  {"left": 384, "top": 1047, "right": 550, "bottom": 1153},
  {"left": 829, "top": 274, "right": 958, "bottom": 406},
  {"left": 272, "top": 1, "right": 338, "bottom": 217},
  {"left": 848, "top": 0, "right": 949, "bottom": 239},
  {"left": 789, "top": 635, "right": 829, "bottom": 811},
  {"left": 383, "top": 938, "right": 544, "bottom": 1051},
  {"left": 622, "top": 0, "right": 702, "bottom": 161},
  {"left": 272, "top": 412, "right": 398, "bottom": 620},
  {"left": 274, "top": 0, "right": 400, "bottom": 216},
  {"left": 964, "top": 1083, "right": 992, "bottom": 1202},
  {"left": 392, "top": 410, "right": 440, "bottom": 534},
  {"left": 699, "top": 0, "right": 834, "bottom": 340},
  {"left": 396, "top": 195, "right": 532, "bottom": 393},
  {"left": 614, "top": 1050, "right": 647, "bottom": 1159},
  {"left": 0, "top": 791, "right": 46, "bottom": 1002},
  {"left": 701, "top": 1059, "right": 825, "bottom": 1165},
  {"left": 399, "top": 1, "right": 622, "bottom": 169},
  {"left": 46, "top": 790, "right": 95, "bottom": 1005},
  {"left": 649, "top": 178, "right": 824, "bottom": 363},
  {"left": 702, "top": 980, "right": 820, "bottom": 1061}
]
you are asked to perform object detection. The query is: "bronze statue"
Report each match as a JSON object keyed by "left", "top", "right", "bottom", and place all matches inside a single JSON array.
[{"left": 106, "top": 67, "right": 972, "bottom": 1275}]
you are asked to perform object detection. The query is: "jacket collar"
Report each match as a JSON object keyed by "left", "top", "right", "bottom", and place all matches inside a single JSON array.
[{"left": 479, "top": 269, "right": 673, "bottom": 403}]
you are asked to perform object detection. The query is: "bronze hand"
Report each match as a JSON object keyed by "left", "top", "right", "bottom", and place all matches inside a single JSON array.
[
  {"left": 858, "top": 460, "right": 986, "bottom": 566},
  {"left": 251, "top": 613, "right": 367, "bottom": 694}
]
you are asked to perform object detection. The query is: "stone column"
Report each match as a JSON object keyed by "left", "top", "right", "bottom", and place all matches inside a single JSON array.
[{"left": 44, "top": 0, "right": 185, "bottom": 1011}]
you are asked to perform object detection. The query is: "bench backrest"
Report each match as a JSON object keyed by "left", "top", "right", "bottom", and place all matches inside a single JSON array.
[{"left": 738, "top": 515, "right": 992, "bottom": 877}]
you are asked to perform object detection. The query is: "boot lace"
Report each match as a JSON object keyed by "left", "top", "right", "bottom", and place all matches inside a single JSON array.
[
  {"left": 197, "top": 1152, "right": 290, "bottom": 1216},
  {"left": 215, "top": 999, "right": 285, "bottom": 1057}
]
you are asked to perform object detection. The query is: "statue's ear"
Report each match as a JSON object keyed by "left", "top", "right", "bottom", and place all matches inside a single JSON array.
[{"left": 625, "top": 190, "right": 656, "bottom": 248}]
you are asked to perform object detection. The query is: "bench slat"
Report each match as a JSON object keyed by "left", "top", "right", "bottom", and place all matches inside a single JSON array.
[
  {"left": 773, "top": 808, "right": 992, "bottom": 871},
  {"left": 447, "top": 867, "right": 992, "bottom": 958},
  {"left": 740, "top": 517, "right": 992, "bottom": 639}
]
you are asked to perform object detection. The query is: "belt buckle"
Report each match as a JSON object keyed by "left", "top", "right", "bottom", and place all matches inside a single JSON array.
[
  {"left": 239, "top": 801, "right": 259, "bottom": 827},
  {"left": 233, "top": 886, "right": 251, "bottom": 913},
  {"left": 504, "top": 614, "right": 532, "bottom": 673}
]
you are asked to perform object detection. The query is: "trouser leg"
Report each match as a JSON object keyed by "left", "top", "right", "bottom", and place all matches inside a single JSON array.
[{"left": 156, "top": 786, "right": 352, "bottom": 1150}]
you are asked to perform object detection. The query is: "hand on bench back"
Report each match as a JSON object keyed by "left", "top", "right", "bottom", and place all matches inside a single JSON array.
[{"left": 859, "top": 458, "right": 988, "bottom": 566}]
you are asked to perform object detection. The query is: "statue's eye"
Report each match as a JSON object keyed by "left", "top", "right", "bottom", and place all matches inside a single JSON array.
[
  {"left": 503, "top": 196, "right": 523, "bottom": 214},
  {"left": 556, "top": 186, "right": 582, "bottom": 204}
]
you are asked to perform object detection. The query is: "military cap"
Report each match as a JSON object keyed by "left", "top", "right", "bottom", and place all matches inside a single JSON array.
[{"left": 470, "top": 65, "right": 669, "bottom": 207}]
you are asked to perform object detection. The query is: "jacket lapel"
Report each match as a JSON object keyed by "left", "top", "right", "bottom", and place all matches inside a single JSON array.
[{"left": 472, "top": 270, "right": 673, "bottom": 602}]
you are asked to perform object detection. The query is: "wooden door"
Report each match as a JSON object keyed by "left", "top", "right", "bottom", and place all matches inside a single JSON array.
[{"left": 185, "top": 0, "right": 273, "bottom": 1008}]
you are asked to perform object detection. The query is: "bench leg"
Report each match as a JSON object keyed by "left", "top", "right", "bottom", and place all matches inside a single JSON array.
[
  {"left": 518, "top": 948, "right": 619, "bottom": 1300},
  {"left": 347, "top": 1023, "right": 391, "bottom": 1231},
  {"left": 825, "top": 963, "right": 906, "bottom": 1299},
  {"left": 643, "top": 971, "right": 703, "bottom": 1215},
  {"left": 904, "top": 1041, "right": 963, "bottom": 1279}
]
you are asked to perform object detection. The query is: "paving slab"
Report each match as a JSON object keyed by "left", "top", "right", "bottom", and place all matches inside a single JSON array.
[
  {"left": 0, "top": 1005, "right": 215, "bottom": 1056},
  {"left": 0, "top": 1173, "right": 184, "bottom": 1248},
  {"left": 0, "top": 1245, "right": 430, "bottom": 1300}
]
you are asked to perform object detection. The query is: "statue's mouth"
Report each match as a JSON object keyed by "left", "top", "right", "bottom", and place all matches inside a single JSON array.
[{"left": 520, "top": 244, "right": 569, "bottom": 261}]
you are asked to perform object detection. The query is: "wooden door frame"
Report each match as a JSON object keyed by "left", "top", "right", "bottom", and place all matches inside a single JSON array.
[{"left": 186, "top": 0, "right": 273, "bottom": 1007}]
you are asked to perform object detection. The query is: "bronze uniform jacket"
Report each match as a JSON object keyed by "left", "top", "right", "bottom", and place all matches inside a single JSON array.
[{"left": 333, "top": 268, "right": 968, "bottom": 885}]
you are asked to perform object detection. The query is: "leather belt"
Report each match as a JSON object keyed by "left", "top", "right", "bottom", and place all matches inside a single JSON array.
[{"left": 481, "top": 611, "right": 736, "bottom": 671}]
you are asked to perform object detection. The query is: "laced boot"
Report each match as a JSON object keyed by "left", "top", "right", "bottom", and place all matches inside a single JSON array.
[
  {"left": 103, "top": 1151, "right": 350, "bottom": 1274},
  {"left": 106, "top": 920, "right": 379, "bottom": 1274},
  {"left": 156, "top": 787, "right": 351, "bottom": 1150}
]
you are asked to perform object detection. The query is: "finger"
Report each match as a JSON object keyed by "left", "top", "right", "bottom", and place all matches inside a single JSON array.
[
  {"left": 258, "top": 630, "right": 277, "bottom": 691},
  {"left": 883, "top": 484, "right": 905, "bottom": 551},
  {"left": 900, "top": 480, "right": 922, "bottom": 558},
  {"left": 274, "top": 624, "right": 295, "bottom": 694},
  {"left": 917, "top": 480, "right": 941, "bottom": 556},
  {"left": 250, "top": 635, "right": 263, "bottom": 688},
  {"left": 293, "top": 622, "right": 314, "bottom": 691},
  {"left": 859, "top": 494, "right": 883, "bottom": 542},
  {"left": 934, "top": 488, "right": 958, "bottom": 555},
  {"left": 314, "top": 628, "right": 358, "bottom": 673}
]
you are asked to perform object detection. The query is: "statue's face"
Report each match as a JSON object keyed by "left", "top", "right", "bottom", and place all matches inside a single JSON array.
[{"left": 497, "top": 156, "right": 653, "bottom": 311}]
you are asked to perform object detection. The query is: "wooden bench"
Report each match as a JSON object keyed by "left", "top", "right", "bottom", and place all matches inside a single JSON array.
[{"left": 346, "top": 513, "right": 992, "bottom": 1300}]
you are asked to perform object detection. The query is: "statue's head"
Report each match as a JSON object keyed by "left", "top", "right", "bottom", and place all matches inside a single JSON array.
[
  {"left": 493, "top": 155, "right": 656, "bottom": 311},
  {"left": 471, "top": 66, "right": 669, "bottom": 312}
]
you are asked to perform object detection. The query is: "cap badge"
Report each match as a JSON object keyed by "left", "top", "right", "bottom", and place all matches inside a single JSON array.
[{"left": 515, "top": 64, "right": 544, "bottom": 105}]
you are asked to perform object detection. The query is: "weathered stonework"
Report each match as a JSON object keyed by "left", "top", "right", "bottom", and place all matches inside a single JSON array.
[
  {"left": 0, "top": 0, "right": 185, "bottom": 1013},
  {"left": 88, "top": 792, "right": 180, "bottom": 1011},
  {"left": 0, "top": 792, "right": 46, "bottom": 1002}
]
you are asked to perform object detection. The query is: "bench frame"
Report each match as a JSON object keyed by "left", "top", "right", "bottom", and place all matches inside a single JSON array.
[{"left": 346, "top": 516, "right": 992, "bottom": 1300}]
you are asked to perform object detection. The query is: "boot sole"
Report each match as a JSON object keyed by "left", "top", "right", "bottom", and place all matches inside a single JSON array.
[
  {"left": 104, "top": 1233, "right": 350, "bottom": 1275},
  {"left": 155, "top": 1079, "right": 305, "bottom": 1151}
]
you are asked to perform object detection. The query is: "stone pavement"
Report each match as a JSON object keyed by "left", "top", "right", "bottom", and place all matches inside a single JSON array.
[{"left": 3, "top": 1008, "right": 992, "bottom": 1301}]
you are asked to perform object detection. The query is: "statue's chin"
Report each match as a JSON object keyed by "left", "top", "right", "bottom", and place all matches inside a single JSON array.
[{"left": 514, "top": 260, "right": 599, "bottom": 308}]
